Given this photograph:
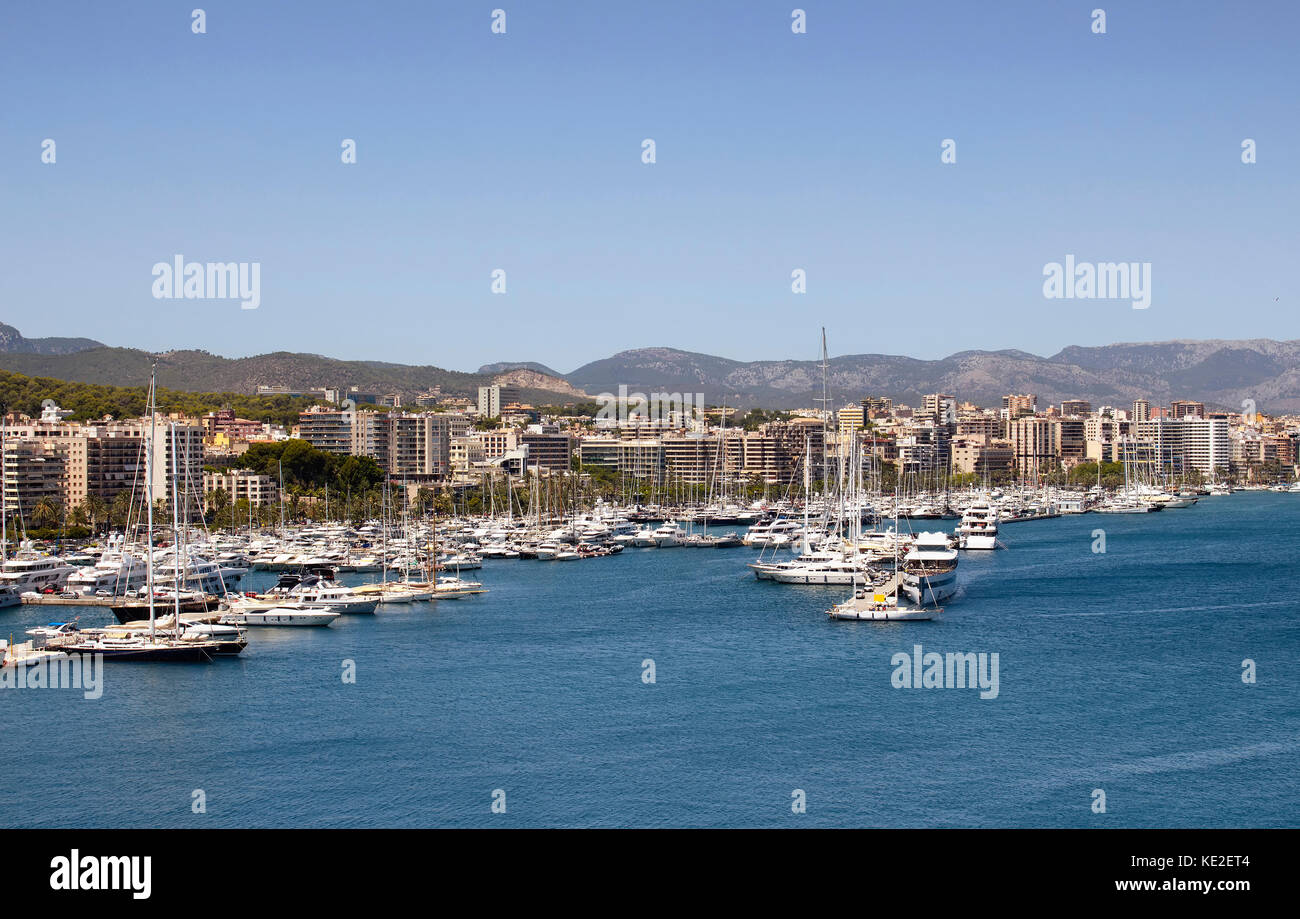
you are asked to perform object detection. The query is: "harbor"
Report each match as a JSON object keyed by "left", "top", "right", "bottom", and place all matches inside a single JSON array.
[{"left": 3, "top": 489, "right": 1296, "bottom": 827}]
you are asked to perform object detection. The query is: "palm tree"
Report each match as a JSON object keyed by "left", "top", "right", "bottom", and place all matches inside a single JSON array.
[
  {"left": 84, "top": 495, "right": 108, "bottom": 533},
  {"left": 109, "top": 490, "right": 134, "bottom": 529},
  {"left": 206, "top": 487, "right": 231, "bottom": 521},
  {"left": 31, "top": 496, "right": 61, "bottom": 531}
]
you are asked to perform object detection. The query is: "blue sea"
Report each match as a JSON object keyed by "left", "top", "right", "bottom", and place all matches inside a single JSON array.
[{"left": 3, "top": 492, "right": 1297, "bottom": 828}]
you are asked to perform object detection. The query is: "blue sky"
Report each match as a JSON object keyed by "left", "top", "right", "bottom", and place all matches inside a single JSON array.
[{"left": 2, "top": 1, "right": 1297, "bottom": 372}]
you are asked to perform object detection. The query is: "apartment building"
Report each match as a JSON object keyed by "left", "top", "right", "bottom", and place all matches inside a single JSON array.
[
  {"left": 1169, "top": 400, "right": 1206, "bottom": 420},
  {"left": 202, "top": 469, "right": 279, "bottom": 507},
  {"left": 519, "top": 431, "right": 574, "bottom": 472},
  {"left": 1002, "top": 394, "right": 1037, "bottom": 419},
  {"left": 3, "top": 413, "right": 202, "bottom": 515},
  {"left": 298, "top": 408, "right": 353, "bottom": 454},
  {"left": 299, "top": 408, "right": 466, "bottom": 479},
  {"left": 2, "top": 440, "right": 65, "bottom": 522},
  {"left": 1008, "top": 416, "right": 1059, "bottom": 477},
  {"left": 477, "top": 385, "right": 520, "bottom": 419},
  {"left": 1135, "top": 417, "right": 1230, "bottom": 476}
]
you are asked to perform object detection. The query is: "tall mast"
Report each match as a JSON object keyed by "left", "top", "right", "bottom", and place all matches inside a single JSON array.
[
  {"left": 170, "top": 422, "right": 182, "bottom": 634},
  {"left": 146, "top": 363, "right": 157, "bottom": 642}
]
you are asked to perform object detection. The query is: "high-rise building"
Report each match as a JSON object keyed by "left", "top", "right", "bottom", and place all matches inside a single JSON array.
[
  {"left": 1002, "top": 394, "right": 1037, "bottom": 419},
  {"left": 1169, "top": 400, "right": 1205, "bottom": 420},
  {"left": 1131, "top": 399, "right": 1151, "bottom": 423},
  {"left": 860, "top": 397, "right": 893, "bottom": 420},
  {"left": 1008, "top": 416, "right": 1058, "bottom": 477},
  {"left": 1135, "top": 417, "right": 1229, "bottom": 476},
  {"left": 477, "top": 385, "right": 520, "bottom": 419},
  {"left": 298, "top": 408, "right": 353, "bottom": 454}
]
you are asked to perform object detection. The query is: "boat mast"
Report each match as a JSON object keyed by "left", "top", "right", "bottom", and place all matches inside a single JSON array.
[
  {"left": 146, "top": 364, "right": 157, "bottom": 642},
  {"left": 170, "top": 422, "right": 182, "bottom": 634}
]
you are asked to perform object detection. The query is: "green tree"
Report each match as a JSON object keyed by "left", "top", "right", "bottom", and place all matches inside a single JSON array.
[{"left": 31, "top": 496, "right": 62, "bottom": 530}]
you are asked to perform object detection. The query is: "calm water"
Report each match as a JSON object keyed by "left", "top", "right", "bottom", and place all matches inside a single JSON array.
[{"left": 3, "top": 493, "right": 1297, "bottom": 828}]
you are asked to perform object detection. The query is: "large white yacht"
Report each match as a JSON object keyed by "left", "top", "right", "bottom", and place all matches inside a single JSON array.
[
  {"left": 901, "top": 532, "right": 960, "bottom": 605},
  {"left": 652, "top": 521, "right": 684, "bottom": 547},
  {"left": 66, "top": 547, "right": 149, "bottom": 595},
  {"left": 741, "top": 519, "right": 804, "bottom": 548},
  {"left": 955, "top": 500, "right": 999, "bottom": 550},
  {"left": 154, "top": 551, "right": 244, "bottom": 594},
  {"left": 0, "top": 550, "right": 77, "bottom": 594},
  {"left": 750, "top": 549, "right": 879, "bottom": 585}
]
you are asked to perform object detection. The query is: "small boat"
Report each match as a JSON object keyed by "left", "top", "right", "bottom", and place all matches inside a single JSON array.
[
  {"left": 829, "top": 590, "right": 937, "bottom": 622},
  {"left": 2, "top": 638, "right": 71, "bottom": 668}
]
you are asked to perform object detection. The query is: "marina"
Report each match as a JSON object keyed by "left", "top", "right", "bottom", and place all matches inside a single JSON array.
[{"left": 3, "top": 490, "right": 1297, "bottom": 827}]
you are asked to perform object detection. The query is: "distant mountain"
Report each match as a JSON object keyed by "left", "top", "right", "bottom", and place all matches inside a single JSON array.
[
  {"left": 477, "top": 361, "right": 563, "bottom": 377},
  {"left": 0, "top": 322, "right": 102, "bottom": 355},
  {"left": 4, "top": 320, "right": 1299, "bottom": 413},
  {"left": 0, "top": 323, "right": 583, "bottom": 406},
  {"left": 562, "top": 341, "right": 1300, "bottom": 412}
]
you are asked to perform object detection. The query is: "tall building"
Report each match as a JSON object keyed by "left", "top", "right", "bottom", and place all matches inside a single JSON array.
[
  {"left": 1008, "top": 416, "right": 1059, "bottom": 477},
  {"left": 860, "top": 396, "right": 893, "bottom": 420},
  {"left": 1131, "top": 399, "right": 1151, "bottom": 423},
  {"left": 921, "top": 394, "right": 956, "bottom": 424},
  {"left": 519, "top": 431, "right": 574, "bottom": 471},
  {"left": 477, "top": 385, "right": 520, "bottom": 419},
  {"left": 837, "top": 404, "right": 865, "bottom": 432},
  {"left": 1002, "top": 394, "right": 1037, "bottom": 419},
  {"left": 2, "top": 440, "right": 65, "bottom": 523},
  {"left": 1135, "top": 417, "right": 1229, "bottom": 477},
  {"left": 1053, "top": 418, "right": 1087, "bottom": 463},
  {"left": 1169, "top": 400, "right": 1205, "bottom": 420},
  {"left": 299, "top": 409, "right": 466, "bottom": 479},
  {"left": 298, "top": 408, "right": 353, "bottom": 454},
  {"left": 1059, "top": 400, "right": 1091, "bottom": 416}
]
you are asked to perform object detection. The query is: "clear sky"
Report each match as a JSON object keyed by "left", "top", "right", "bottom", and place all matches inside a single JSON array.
[{"left": 2, "top": 1, "right": 1297, "bottom": 372}]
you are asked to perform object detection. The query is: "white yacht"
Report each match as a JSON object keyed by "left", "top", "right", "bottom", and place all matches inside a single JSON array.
[
  {"left": 630, "top": 528, "right": 659, "bottom": 547},
  {"left": 955, "top": 500, "right": 999, "bottom": 550},
  {"left": 0, "top": 551, "right": 77, "bottom": 594},
  {"left": 290, "top": 576, "right": 379, "bottom": 614},
  {"left": 66, "top": 549, "right": 149, "bottom": 595},
  {"left": 741, "top": 519, "right": 804, "bottom": 548},
  {"left": 901, "top": 532, "right": 959, "bottom": 605},
  {"left": 154, "top": 551, "right": 244, "bottom": 594},
  {"left": 652, "top": 521, "right": 684, "bottom": 547},
  {"left": 751, "top": 550, "right": 878, "bottom": 585},
  {"left": 220, "top": 606, "right": 340, "bottom": 627}
]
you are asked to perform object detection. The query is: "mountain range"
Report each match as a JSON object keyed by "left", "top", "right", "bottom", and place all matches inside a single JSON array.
[{"left": 2, "top": 321, "right": 1298, "bottom": 412}]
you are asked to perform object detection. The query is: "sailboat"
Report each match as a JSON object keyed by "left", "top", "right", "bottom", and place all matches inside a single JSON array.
[{"left": 58, "top": 366, "right": 225, "bottom": 661}]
